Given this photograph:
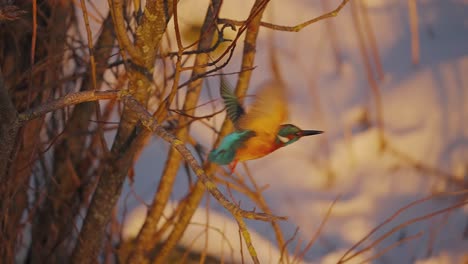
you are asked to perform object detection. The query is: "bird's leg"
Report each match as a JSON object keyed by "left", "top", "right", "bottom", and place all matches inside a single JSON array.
[{"left": 228, "top": 160, "right": 238, "bottom": 173}]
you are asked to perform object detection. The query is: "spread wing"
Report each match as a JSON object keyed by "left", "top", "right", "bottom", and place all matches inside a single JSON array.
[
  {"left": 208, "top": 130, "right": 256, "bottom": 165},
  {"left": 220, "top": 76, "right": 245, "bottom": 125},
  {"left": 237, "top": 82, "right": 287, "bottom": 136}
]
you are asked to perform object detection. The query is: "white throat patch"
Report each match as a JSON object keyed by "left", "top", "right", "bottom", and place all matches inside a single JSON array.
[{"left": 277, "top": 135, "right": 289, "bottom": 143}]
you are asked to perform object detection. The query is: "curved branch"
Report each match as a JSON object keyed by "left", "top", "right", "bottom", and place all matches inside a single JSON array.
[{"left": 108, "top": 0, "right": 144, "bottom": 65}]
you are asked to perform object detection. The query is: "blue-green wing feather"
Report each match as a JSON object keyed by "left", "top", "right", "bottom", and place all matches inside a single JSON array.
[
  {"left": 208, "top": 130, "right": 255, "bottom": 165},
  {"left": 220, "top": 77, "right": 245, "bottom": 125}
]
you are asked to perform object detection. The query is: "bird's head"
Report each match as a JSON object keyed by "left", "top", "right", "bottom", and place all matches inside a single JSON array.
[{"left": 276, "top": 124, "right": 323, "bottom": 146}]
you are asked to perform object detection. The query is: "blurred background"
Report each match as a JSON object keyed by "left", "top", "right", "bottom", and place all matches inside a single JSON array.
[
  {"left": 1, "top": 0, "right": 466, "bottom": 263},
  {"left": 123, "top": 0, "right": 468, "bottom": 263}
]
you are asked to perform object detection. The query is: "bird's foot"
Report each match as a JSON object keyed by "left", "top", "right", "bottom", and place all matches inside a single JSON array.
[{"left": 228, "top": 160, "right": 238, "bottom": 174}]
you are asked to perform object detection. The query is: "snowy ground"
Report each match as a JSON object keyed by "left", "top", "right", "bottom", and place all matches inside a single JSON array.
[{"left": 121, "top": 0, "right": 468, "bottom": 263}]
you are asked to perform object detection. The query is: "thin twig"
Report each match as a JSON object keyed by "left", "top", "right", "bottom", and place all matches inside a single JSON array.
[
  {"left": 359, "top": 0, "right": 384, "bottom": 80},
  {"left": 338, "top": 190, "right": 468, "bottom": 263},
  {"left": 295, "top": 195, "right": 340, "bottom": 262},
  {"left": 387, "top": 144, "right": 466, "bottom": 188},
  {"left": 79, "top": 0, "right": 109, "bottom": 155},
  {"left": 351, "top": 0, "right": 385, "bottom": 149},
  {"left": 357, "top": 232, "right": 423, "bottom": 264},
  {"left": 408, "top": 0, "right": 420, "bottom": 65},
  {"left": 218, "top": 0, "right": 350, "bottom": 32}
]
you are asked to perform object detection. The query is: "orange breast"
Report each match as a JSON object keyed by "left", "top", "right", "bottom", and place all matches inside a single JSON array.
[{"left": 235, "top": 133, "right": 279, "bottom": 161}]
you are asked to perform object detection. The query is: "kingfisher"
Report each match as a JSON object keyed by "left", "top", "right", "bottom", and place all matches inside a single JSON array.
[{"left": 208, "top": 78, "right": 323, "bottom": 172}]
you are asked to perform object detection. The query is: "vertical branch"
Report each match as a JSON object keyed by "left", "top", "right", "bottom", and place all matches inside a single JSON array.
[
  {"left": 107, "top": 0, "right": 144, "bottom": 65},
  {"left": 265, "top": 32, "right": 289, "bottom": 261},
  {"left": 408, "top": 0, "right": 420, "bottom": 66},
  {"left": 295, "top": 27, "right": 336, "bottom": 187},
  {"left": 29, "top": 14, "right": 115, "bottom": 263},
  {"left": 71, "top": 1, "right": 175, "bottom": 262},
  {"left": 79, "top": 0, "right": 97, "bottom": 90},
  {"left": 320, "top": 0, "right": 343, "bottom": 74},
  {"left": 152, "top": 16, "right": 184, "bottom": 121},
  {"left": 79, "top": 0, "right": 108, "bottom": 155},
  {"left": 127, "top": 1, "right": 222, "bottom": 263},
  {"left": 128, "top": 33, "right": 184, "bottom": 264},
  {"left": 0, "top": 66, "right": 20, "bottom": 262},
  {"left": 27, "top": 0, "right": 37, "bottom": 107},
  {"left": 151, "top": 1, "right": 271, "bottom": 263},
  {"left": 359, "top": 0, "right": 384, "bottom": 80},
  {"left": 244, "top": 164, "right": 289, "bottom": 262},
  {"left": 1, "top": 2, "right": 73, "bottom": 262},
  {"left": 30, "top": 0, "right": 37, "bottom": 66},
  {"left": 235, "top": 215, "right": 260, "bottom": 264},
  {"left": 0, "top": 66, "right": 18, "bottom": 179},
  {"left": 295, "top": 196, "right": 339, "bottom": 262},
  {"left": 350, "top": 0, "right": 385, "bottom": 149},
  {"left": 234, "top": 0, "right": 270, "bottom": 101}
]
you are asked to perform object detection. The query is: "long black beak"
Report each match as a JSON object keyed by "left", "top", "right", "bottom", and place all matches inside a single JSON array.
[{"left": 300, "top": 130, "right": 324, "bottom": 137}]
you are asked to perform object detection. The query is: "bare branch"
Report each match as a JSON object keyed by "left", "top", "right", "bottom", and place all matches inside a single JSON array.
[
  {"left": 17, "top": 90, "right": 120, "bottom": 124},
  {"left": 0, "top": 66, "right": 19, "bottom": 179},
  {"left": 0, "top": 5, "right": 26, "bottom": 21},
  {"left": 123, "top": 95, "right": 287, "bottom": 222},
  {"left": 218, "top": 0, "right": 351, "bottom": 32},
  {"left": 127, "top": 1, "right": 225, "bottom": 260},
  {"left": 338, "top": 190, "right": 468, "bottom": 263},
  {"left": 107, "top": 0, "right": 144, "bottom": 65}
]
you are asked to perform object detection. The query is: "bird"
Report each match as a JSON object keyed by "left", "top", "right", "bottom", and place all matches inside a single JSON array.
[{"left": 208, "top": 78, "right": 323, "bottom": 172}]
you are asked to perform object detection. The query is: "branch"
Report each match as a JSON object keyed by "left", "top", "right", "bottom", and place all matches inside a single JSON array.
[
  {"left": 0, "top": 66, "right": 19, "bottom": 180},
  {"left": 295, "top": 195, "right": 340, "bottom": 262},
  {"left": 235, "top": 214, "right": 260, "bottom": 264},
  {"left": 342, "top": 199, "right": 468, "bottom": 263},
  {"left": 12, "top": 86, "right": 285, "bottom": 252},
  {"left": 17, "top": 90, "right": 120, "bottom": 124},
  {"left": 387, "top": 143, "right": 466, "bottom": 188},
  {"left": 166, "top": 23, "right": 235, "bottom": 57},
  {"left": 218, "top": 0, "right": 351, "bottom": 32},
  {"left": 107, "top": 0, "right": 144, "bottom": 65},
  {"left": 149, "top": 1, "right": 274, "bottom": 263},
  {"left": 338, "top": 190, "right": 468, "bottom": 263},
  {"left": 122, "top": 95, "right": 286, "bottom": 222},
  {"left": 351, "top": 0, "right": 385, "bottom": 149},
  {"left": 0, "top": 5, "right": 26, "bottom": 21},
  {"left": 127, "top": 1, "right": 225, "bottom": 261},
  {"left": 73, "top": 1, "right": 176, "bottom": 262}
]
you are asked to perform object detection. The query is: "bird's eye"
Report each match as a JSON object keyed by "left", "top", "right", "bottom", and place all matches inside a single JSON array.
[{"left": 277, "top": 135, "right": 289, "bottom": 143}]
